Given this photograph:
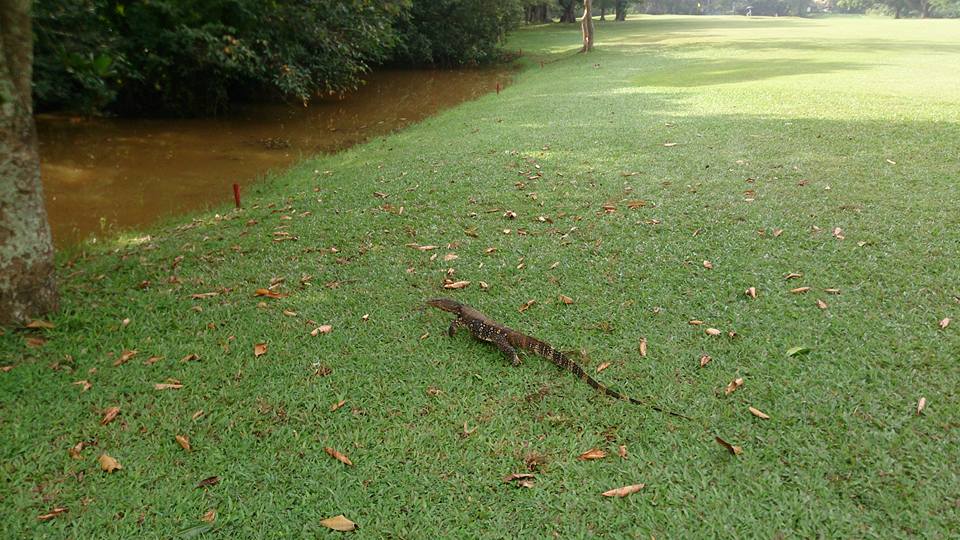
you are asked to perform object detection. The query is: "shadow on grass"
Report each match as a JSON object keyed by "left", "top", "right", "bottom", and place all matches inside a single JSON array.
[{"left": 633, "top": 58, "right": 865, "bottom": 87}]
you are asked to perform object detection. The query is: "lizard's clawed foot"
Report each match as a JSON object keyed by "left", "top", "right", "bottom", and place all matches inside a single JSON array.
[{"left": 511, "top": 354, "right": 522, "bottom": 366}]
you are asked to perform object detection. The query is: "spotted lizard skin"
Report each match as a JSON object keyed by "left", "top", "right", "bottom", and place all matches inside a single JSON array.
[{"left": 426, "top": 298, "right": 688, "bottom": 419}]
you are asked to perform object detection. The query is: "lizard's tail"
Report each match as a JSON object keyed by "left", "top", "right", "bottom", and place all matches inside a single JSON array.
[{"left": 525, "top": 337, "right": 691, "bottom": 421}]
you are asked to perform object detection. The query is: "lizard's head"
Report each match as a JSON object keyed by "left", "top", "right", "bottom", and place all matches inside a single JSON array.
[{"left": 425, "top": 298, "right": 462, "bottom": 314}]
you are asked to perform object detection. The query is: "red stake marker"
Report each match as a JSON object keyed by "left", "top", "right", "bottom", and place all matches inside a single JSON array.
[
  {"left": 233, "top": 183, "right": 241, "bottom": 208},
  {"left": 496, "top": 82, "right": 501, "bottom": 95}
]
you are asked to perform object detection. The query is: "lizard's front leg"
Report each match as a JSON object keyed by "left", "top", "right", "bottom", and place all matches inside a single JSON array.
[
  {"left": 493, "top": 337, "right": 521, "bottom": 366},
  {"left": 447, "top": 318, "right": 463, "bottom": 337}
]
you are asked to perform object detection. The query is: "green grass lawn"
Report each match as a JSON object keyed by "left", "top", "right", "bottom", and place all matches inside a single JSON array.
[{"left": 3, "top": 14, "right": 960, "bottom": 537}]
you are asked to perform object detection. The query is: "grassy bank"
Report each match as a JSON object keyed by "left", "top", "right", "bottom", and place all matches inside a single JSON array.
[{"left": 3, "top": 15, "right": 959, "bottom": 537}]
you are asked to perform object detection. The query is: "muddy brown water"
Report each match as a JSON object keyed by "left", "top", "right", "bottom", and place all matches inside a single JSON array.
[{"left": 37, "top": 68, "right": 512, "bottom": 246}]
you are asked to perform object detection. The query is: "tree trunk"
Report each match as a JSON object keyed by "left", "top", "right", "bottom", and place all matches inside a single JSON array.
[
  {"left": 600, "top": 6, "right": 606, "bottom": 20},
  {"left": 559, "top": 1, "right": 577, "bottom": 23},
  {"left": 894, "top": 5, "right": 901, "bottom": 18},
  {"left": 615, "top": 1, "right": 628, "bottom": 20},
  {"left": 0, "top": 0, "right": 59, "bottom": 325},
  {"left": 580, "top": 0, "right": 594, "bottom": 52}
]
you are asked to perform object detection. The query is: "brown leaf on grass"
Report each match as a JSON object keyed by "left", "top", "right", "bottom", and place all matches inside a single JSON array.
[
  {"left": 196, "top": 476, "right": 220, "bottom": 488},
  {"left": 25, "top": 319, "right": 55, "bottom": 330},
  {"left": 503, "top": 472, "right": 535, "bottom": 483},
  {"left": 832, "top": 227, "right": 845, "bottom": 240},
  {"left": 790, "top": 287, "right": 811, "bottom": 294},
  {"left": 663, "top": 142, "right": 678, "bottom": 147},
  {"left": 596, "top": 362, "right": 611, "bottom": 373},
  {"left": 705, "top": 328, "right": 721, "bottom": 336},
  {"left": 626, "top": 200, "right": 647, "bottom": 209},
  {"left": 155, "top": 381, "right": 183, "bottom": 390},
  {"left": 254, "top": 343, "right": 267, "bottom": 357},
  {"left": 578, "top": 448, "right": 607, "bottom": 461},
  {"left": 749, "top": 406, "right": 771, "bottom": 420},
  {"left": 113, "top": 349, "right": 138, "bottom": 367},
  {"left": 503, "top": 210, "right": 517, "bottom": 219},
  {"left": 823, "top": 288, "right": 841, "bottom": 295},
  {"left": 638, "top": 338, "right": 648, "bottom": 358},
  {"left": 618, "top": 445, "right": 628, "bottom": 459},
  {"left": 939, "top": 318, "right": 950, "bottom": 330},
  {"left": 784, "top": 272, "right": 803, "bottom": 280},
  {"left": 73, "top": 380, "right": 92, "bottom": 392},
  {"left": 773, "top": 228, "right": 784, "bottom": 237},
  {"left": 320, "top": 515, "right": 357, "bottom": 532},
  {"left": 703, "top": 260, "right": 713, "bottom": 270},
  {"left": 201, "top": 510, "right": 217, "bottom": 523},
  {"left": 180, "top": 353, "right": 199, "bottom": 362},
  {"left": 69, "top": 441, "right": 85, "bottom": 459},
  {"left": 37, "top": 507, "right": 68, "bottom": 521},
  {"left": 25, "top": 336, "right": 46, "bottom": 347},
  {"left": 324, "top": 447, "right": 354, "bottom": 466},
  {"left": 699, "top": 355, "right": 712, "bottom": 368},
  {"left": 330, "top": 400, "right": 346, "bottom": 412},
  {"left": 518, "top": 299, "right": 536, "bottom": 313},
  {"left": 1, "top": 365, "right": 14, "bottom": 372},
  {"left": 282, "top": 309, "right": 298, "bottom": 317},
  {"left": 443, "top": 253, "right": 459, "bottom": 262},
  {"left": 745, "top": 287, "right": 757, "bottom": 299},
  {"left": 479, "top": 281, "right": 490, "bottom": 290},
  {"left": 192, "top": 410, "right": 205, "bottom": 421},
  {"left": 461, "top": 422, "right": 477, "bottom": 438},
  {"left": 443, "top": 280, "right": 470, "bottom": 289},
  {"left": 98, "top": 454, "right": 122, "bottom": 472},
  {"left": 311, "top": 325, "right": 333, "bottom": 336},
  {"left": 724, "top": 378, "right": 744, "bottom": 395},
  {"left": 559, "top": 294, "right": 574, "bottom": 305},
  {"left": 100, "top": 407, "right": 120, "bottom": 425},
  {"left": 484, "top": 247, "right": 497, "bottom": 254},
  {"left": 688, "top": 320, "right": 703, "bottom": 325},
  {"left": 715, "top": 436, "right": 742, "bottom": 455},
  {"left": 254, "top": 288, "right": 286, "bottom": 299},
  {"left": 191, "top": 292, "right": 219, "bottom": 299},
  {"left": 601, "top": 484, "right": 645, "bottom": 497},
  {"left": 176, "top": 435, "right": 191, "bottom": 451},
  {"left": 917, "top": 397, "right": 927, "bottom": 415},
  {"left": 144, "top": 355, "right": 163, "bottom": 365}
]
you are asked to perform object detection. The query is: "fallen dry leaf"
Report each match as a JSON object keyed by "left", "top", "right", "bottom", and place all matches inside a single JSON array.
[
  {"left": 773, "top": 228, "right": 784, "bottom": 237},
  {"left": 715, "top": 436, "right": 742, "bottom": 456},
  {"left": 176, "top": 435, "right": 191, "bottom": 451},
  {"left": 320, "top": 515, "right": 357, "bottom": 532},
  {"left": 596, "top": 362, "right": 611, "bottom": 373},
  {"left": 201, "top": 510, "right": 217, "bottom": 523},
  {"left": 98, "top": 454, "right": 122, "bottom": 473},
  {"left": 196, "top": 476, "right": 220, "bottom": 488},
  {"left": 180, "top": 353, "right": 200, "bottom": 362},
  {"left": 618, "top": 445, "right": 628, "bottom": 459},
  {"left": 790, "top": 287, "right": 811, "bottom": 294},
  {"left": 253, "top": 288, "right": 286, "bottom": 299},
  {"left": 154, "top": 382, "right": 183, "bottom": 390},
  {"left": 121, "top": 318, "right": 131, "bottom": 327},
  {"left": 939, "top": 318, "right": 950, "bottom": 330},
  {"left": 192, "top": 410, "right": 205, "bottom": 421},
  {"left": 601, "top": 484, "right": 645, "bottom": 497},
  {"left": 282, "top": 309, "right": 297, "bottom": 317},
  {"left": 917, "top": 397, "right": 927, "bottom": 415},
  {"left": 638, "top": 338, "right": 647, "bottom": 358},
  {"left": 518, "top": 299, "right": 536, "bottom": 313},
  {"left": 824, "top": 288, "right": 841, "bottom": 295},
  {"left": 310, "top": 324, "right": 333, "bottom": 336},
  {"left": 578, "top": 448, "right": 607, "bottom": 461},
  {"left": 816, "top": 299, "right": 828, "bottom": 310},
  {"left": 100, "top": 406, "right": 120, "bottom": 425},
  {"left": 785, "top": 272, "right": 803, "bottom": 280},
  {"left": 749, "top": 406, "right": 771, "bottom": 420},
  {"left": 254, "top": 343, "right": 267, "bottom": 357},
  {"left": 705, "top": 328, "right": 721, "bottom": 336},
  {"left": 559, "top": 294, "right": 574, "bottom": 305},
  {"left": 37, "top": 507, "right": 68, "bottom": 521},
  {"left": 832, "top": 227, "right": 845, "bottom": 240},
  {"left": 703, "top": 260, "right": 713, "bottom": 270},
  {"left": 113, "top": 349, "right": 138, "bottom": 367},
  {"left": 688, "top": 320, "right": 703, "bottom": 325},
  {"left": 25, "top": 336, "right": 46, "bottom": 347},
  {"left": 663, "top": 142, "right": 678, "bottom": 147},
  {"left": 144, "top": 355, "right": 163, "bottom": 365},
  {"left": 699, "top": 354, "right": 712, "bottom": 368},
  {"left": 443, "top": 253, "right": 458, "bottom": 262},
  {"left": 68, "top": 441, "right": 85, "bottom": 459},
  {"left": 724, "top": 377, "right": 744, "bottom": 395},
  {"left": 745, "top": 287, "right": 757, "bottom": 299},
  {"left": 330, "top": 400, "right": 346, "bottom": 412},
  {"left": 479, "top": 281, "right": 490, "bottom": 290},
  {"left": 443, "top": 280, "right": 470, "bottom": 289},
  {"left": 25, "top": 319, "right": 55, "bottom": 330},
  {"left": 324, "top": 447, "right": 354, "bottom": 466},
  {"left": 73, "top": 380, "right": 92, "bottom": 392},
  {"left": 503, "top": 472, "right": 536, "bottom": 483}
]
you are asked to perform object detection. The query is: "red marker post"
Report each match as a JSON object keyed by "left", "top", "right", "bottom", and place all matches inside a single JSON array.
[
  {"left": 233, "top": 183, "right": 241, "bottom": 208},
  {"left": 496, "top": 82, "right": 501, "bottom": 95}
]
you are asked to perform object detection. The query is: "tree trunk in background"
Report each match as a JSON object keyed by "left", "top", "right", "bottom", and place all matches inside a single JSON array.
[
  {"left": 600, "top": 6, "right": 606, "bottom": 19},
  {"left": 559, "top": 1, "right": 577, "bottom": 22},
  {"left": 615, "top": 1, "right": 628, "bottom": 20},
  {"left": 0, "top": 0, "right": 59, "bottom": 325},
  {"left": 580, "top": 0, "right": 594, "bottom": 52},
  {"left": 526, "top": 3, "right": 550, "bottom": 23}
]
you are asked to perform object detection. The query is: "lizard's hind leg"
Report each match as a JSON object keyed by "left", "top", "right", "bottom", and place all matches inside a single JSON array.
[
  {"left": 493, "top": 337, "right": 521, "bottom": 366},
  {"left": 447, "top": 318, "right": 463, "bottom": 337}
]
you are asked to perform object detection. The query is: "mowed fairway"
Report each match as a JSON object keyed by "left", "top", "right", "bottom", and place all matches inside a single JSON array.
[{"left": 2, "top": 15, "right": 959, "bottom": 538}]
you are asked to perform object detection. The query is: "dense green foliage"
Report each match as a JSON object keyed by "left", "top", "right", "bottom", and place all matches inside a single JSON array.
[
  {"left": 5, "top": 15, "right": 960, "bottom": 537},
  {"left": 32, "top": 0, "right": 519, "bottom": 115}
]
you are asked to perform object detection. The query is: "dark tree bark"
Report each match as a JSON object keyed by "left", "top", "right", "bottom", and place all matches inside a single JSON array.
[
  {"left": 615, "top": 0, "right": 629, "bottom": 21},
  {"left": 600, "top": 6, "right": 606, "bottom": 19},
  {"left": 580, "top": 0, "right": 594, "bottom": 52},
  {"left": 559, "top": 0, "right": 578, "bottom": 22},
  {"left": 526, "top": 3, "right": 550, "bottom": 23},
  {"left": 0, "top": 0, "right": 59, "bottom": 325}
]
